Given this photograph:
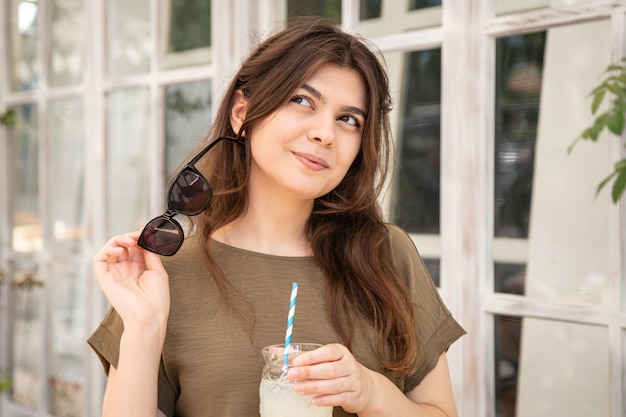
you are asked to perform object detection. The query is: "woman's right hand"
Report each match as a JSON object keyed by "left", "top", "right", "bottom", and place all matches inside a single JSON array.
[{"left": 93, "top": 231, "right": 170, "bottom": 329}]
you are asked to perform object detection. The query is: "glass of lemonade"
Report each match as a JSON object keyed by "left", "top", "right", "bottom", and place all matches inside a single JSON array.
[{"left": 259, "top": 343, "right": 333, "bottom": 417}]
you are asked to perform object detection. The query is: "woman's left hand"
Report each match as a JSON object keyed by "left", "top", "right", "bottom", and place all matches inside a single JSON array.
[{"left": 287, "top": 343, "right": 377, "bottom": 414}]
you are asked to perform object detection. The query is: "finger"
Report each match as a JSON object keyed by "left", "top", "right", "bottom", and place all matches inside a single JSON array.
[
  {"left": 293, "top": 343, "right": 345, "bottom": 366},
  {"left": 289, "top": 360, "right": 345, "bottom": 382},
  {"left": 143, "top": 249, "right": 167, "bottom": 275}
]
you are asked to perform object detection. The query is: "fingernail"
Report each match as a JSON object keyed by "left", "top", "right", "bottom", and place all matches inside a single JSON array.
[
  {"left": 287, "top": 368, "right": 298, "bottom": 379},
  {"left": 294, "top": 383, "right": 305, "bottom": 393}
]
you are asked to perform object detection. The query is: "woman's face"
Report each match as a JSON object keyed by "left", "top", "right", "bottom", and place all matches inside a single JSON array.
[{"left": 248, "top": 64, "right": 366, "bottom": 203}]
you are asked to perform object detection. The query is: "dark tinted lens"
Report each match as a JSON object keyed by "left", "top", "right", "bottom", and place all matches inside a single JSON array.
[
  {"left": 168, "top": 168, "right": 212, "bottom": 215},
  {"left": 138, "top": 217, "right": 184, "bottom": 256}
]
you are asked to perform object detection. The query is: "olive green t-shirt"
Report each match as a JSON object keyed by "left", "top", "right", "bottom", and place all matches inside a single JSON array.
[{"left": 88, "top": 224, "right": 465, "bottom": 417}]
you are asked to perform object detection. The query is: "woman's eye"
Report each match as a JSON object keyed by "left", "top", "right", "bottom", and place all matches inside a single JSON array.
[
  {"left": 291, "top": 95, "right": 312, "bottom": 108},
  {"left": 339, "top": 115, "right": 361, "bottom": 128}
]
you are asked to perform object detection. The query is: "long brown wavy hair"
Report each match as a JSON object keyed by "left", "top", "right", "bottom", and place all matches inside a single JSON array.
[{"left": 182, "top": 17, "right": 418, "bottom": 376}]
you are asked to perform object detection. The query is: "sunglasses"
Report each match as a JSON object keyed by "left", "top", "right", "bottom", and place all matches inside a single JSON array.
[{"left": 138, "top": 136, "right": 241, "bottom": 256}]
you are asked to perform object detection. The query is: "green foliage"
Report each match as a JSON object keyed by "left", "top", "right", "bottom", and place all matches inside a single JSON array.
[
  {"left": 0, "top": 370, "right": 10, "bottom": 393},
  {"left": 0, "top": 109, "right": 15, "bottom": 128},
  {"left": 572, "top": 57, "right": 626, "bottom": 203}
]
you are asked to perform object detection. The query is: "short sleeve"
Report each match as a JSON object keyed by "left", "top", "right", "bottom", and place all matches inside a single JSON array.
[
  {"left": 86, "top": 307, "right": 178, "bottom": 417},
  {"left": 386, "top": 224, "right": 466, "bottom": 392}
]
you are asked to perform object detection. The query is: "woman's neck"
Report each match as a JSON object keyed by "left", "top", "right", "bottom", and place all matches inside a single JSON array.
[{"left": 212, "top": 196, "right": 314, "bottom": 257}]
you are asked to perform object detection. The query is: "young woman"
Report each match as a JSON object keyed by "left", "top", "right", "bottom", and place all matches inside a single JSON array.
[{"left": 88, "top": 17, "right": 465, "bottom": 417}]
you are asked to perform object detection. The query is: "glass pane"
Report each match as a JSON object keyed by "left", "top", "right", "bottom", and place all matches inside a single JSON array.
[
  {"left": 392, "top": 48, "right": 441, "bottom": 234},
  {"left": 48, "top": 99, "right": 84, "bottom": 254},
  {"left": 409, "top": 0, "right": 441, "bottom": 9},
  {"left": 107, "top": 0, "right": 151, "bottom": 77},
  {"left": 494, "top": 315, "right": 522, "bottom": 417},
  {"left": 169, "top": 0, "right": 211, "bottom": 52},
  {"left": 164, "top": 0, "right": 211, "bottom": 68},
  {"left": 516, "top": 319, "right": 608, "bottom": 416},
  {"left": 359, "top": 0, "right": 381, "bottom": 20},
  {"left": 48, "top": 263, "right": 85, "bottom": 417},
  {"left": 287, "top": 0, "right": 341, "bottom": 23},
  {"left": 422, "top": 258, "right": 440, "bottom": 287},
  {"left": 8, "top": 0, "right": 40, "bottom": 91},
  {"left": 165, "top": 80, "right": 212, "bottom": 180},
  {"left": 359, "top": 0, "right": 441, "bottom": 37},
  {"left": 520, "top": 20, "right": 612, "bottom": 305},
  {"left": 49, "top": 0, "right": 84, "bottom": 86},
  {"left": 9, "top": 104, "right": 41, "bottom": 253},
  {"left": 495, "top": 32, "right": 545, "bottom": 239},
  {"left": 10, "top": 262, "right": 43, "bottom": 411},
  {"left": 495, "top": 263, "right": 525, "bottom": 295},
  {"left": 107, "top": 89, "right": 151, "bottom": 236}
]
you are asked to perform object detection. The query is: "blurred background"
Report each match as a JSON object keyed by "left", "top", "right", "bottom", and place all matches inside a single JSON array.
[{"left": 0, "top": 0, "right": 625, "bottom": 416}]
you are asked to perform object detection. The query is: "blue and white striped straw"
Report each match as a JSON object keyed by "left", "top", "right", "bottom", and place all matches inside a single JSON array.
[{"left": 283, "top": 282, "right": 298, "bottom": 368}]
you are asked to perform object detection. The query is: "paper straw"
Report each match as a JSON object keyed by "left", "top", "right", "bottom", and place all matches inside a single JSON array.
[{"left": 283, "top": 282, "right": 298, "bottom": 368}]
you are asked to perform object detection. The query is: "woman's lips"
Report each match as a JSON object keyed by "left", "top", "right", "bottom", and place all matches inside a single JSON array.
[{"left": 293, "top": 151, "right": 329, "bottom": 171}]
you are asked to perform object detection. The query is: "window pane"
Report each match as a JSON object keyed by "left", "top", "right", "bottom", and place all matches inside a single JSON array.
[
  {"left": 107, "top": 89, "right": 151, "bottom": 236},
  {"left": 409, "top": 0, "right": 441, "bottom": 10},
  {"left": 8, "top": 0, "right": 40, "bottom": 91},
  {"left": 9, "top": 104, "right": 41, "bottom": 253},
  {"left": 392, "top": 48, "right": 441, "bottom": 234},
  {"left": 495, "top": 263, "right": 525, "bottom": 295},
  {"left": 165, "top": 80, "right": 212, "bottom": 180},
  {"left": 359, "top": 0, "right": 381, "bottom": 20},
  {"left": 107, "top": 0, "right": 151, "bottom": 77},
  {"left": 9, "top": 262, "right": 43, "bottom": 411},
  {"left": 423, "top": 258, "right": 440, "bottom": 287},
  {"left": 164, "top": 0, "right": 211, "bottom": 68},
  {"left": 48, "top": 99, "right": 84, "bottom": 255},
  {"left": 49, "top": 0, "right": 84, "bottom": 86},
  {"left": 358, "top": 1, "right": 440, "bottom": 37},
  {"left": 519, "top": 20, "right": 611, "bottom": 305},
  {"left": 494, "top": 315, "right": 521, "bottom": 417},
  {"left": 495, "top": 32, "right": 545, "bottom": 239},
  {"left": 169, "top": 0, "right": 211, "bottom": 52},
  {"left": 516, "top": 319, "right": 608, "bottom": 416},
  {"left": 48, "top": 263, "right": 86, "bottom": 417},
  {"left": 287, "top": 0, "right": 341, "bottom": 23}
]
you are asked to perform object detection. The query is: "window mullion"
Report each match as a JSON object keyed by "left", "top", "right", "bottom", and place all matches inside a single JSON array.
[{"left": 441, "top": 0, "right": 493, "bottom": 416}]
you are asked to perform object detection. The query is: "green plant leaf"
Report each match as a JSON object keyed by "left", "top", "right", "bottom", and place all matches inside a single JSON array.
[
  {"left": 0, "top": 109, "right": 16, "bottom": 128},
  {"left": 587, "top": 113, "right": 609, "bottom": 141},
  {"left": 611, "top": 163, "right": 626, "bottom": 202},
  {"left": 591, "top": 88, "right": 607, "bottom": 114},
  {"left": 596, "top": 170, "right": 618, "bottom": 198},
  {"left": 606, "top": 82, "right": 626, "bottom": 98},
  {"left": 607, "top": 109, "right": 625, "bottom": 135},
  {"left": 604, "top": 64, "right": 626, "bottom": 73}
]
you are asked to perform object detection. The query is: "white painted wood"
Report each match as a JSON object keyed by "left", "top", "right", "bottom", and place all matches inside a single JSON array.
[
  {"left": 84, "top": 0, "right": 108, "bottom": 415},
  {"left": 487, "top": 0, "right": 622, "bottom": 36},
  {"left": 441, "top": 1, "right": 493, "bottom": 415},
  {"left": 609, "top": 7, "right": 626, "bottom": 417},
  {"left": 372, "top": 27, "right": 443, "bottom": 53}
]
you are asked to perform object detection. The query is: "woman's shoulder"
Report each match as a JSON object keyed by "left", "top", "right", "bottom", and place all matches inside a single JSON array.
[
  {"left": 384, "top": 223, "right": 421, "bottom": 259},
  {"left": 382, "top": 223, "right": 431, "bottom": 284}
]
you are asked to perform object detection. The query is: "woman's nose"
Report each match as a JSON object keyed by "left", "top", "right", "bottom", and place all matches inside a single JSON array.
[{"left": 307, "top": 116, "right": 335, "bottom": 146}]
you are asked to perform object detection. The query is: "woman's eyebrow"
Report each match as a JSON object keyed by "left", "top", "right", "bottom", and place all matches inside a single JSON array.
[{"left": 301, "top": 83, "right": 367, "bottom": 119}]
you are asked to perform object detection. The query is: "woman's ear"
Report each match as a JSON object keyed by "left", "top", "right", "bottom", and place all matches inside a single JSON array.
[{"left": 229, "top": 89, "right": 248, "bottom": 135}]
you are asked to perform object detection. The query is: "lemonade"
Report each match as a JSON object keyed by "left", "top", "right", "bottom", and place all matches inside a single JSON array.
[
  {"left": 259, "top": 379, "right": 332, "bottom": 417},
  {"left": 259, "top": 343, "right": 333, "bottom": 417}
]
